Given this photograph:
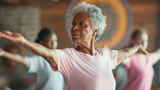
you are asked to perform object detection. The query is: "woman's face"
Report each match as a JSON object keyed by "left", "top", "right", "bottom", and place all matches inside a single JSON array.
[
  {"left": 132, "top": 32, "right": 148, "bottom": 50},
  {"left": 40, "top": 34, "right": 58, "bottom": 49},
  {"left": 71, "top": 12, "right": 94, "bottom": 44}
]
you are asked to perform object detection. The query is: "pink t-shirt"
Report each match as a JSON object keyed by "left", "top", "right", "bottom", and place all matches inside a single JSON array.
[
  {"left": 123, "top": 54, "right": 154, "bottom": 90},
  {"left": 55, "top": 48, "right": 118, "bottom": 90}
]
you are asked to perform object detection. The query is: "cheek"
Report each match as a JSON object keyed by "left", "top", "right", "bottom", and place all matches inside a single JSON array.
[
  {"left": 81, "top": 29, "right": 92, "bottom": 37},
  {"left": 44, "top": 42, "right": 52, "bottom": 49}
]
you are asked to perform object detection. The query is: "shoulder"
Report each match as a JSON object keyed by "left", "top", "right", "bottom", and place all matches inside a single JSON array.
[
  {"left": 97, "top": 48, "right": 108, "bottom": 54},
  {"left": 25, "top": 55, "right": 46, "bottom": 68},
  {"left": 97, "top": 48, "right": 118, "bottom": 55},
  {"left": 55, "top": 48, "right": 75, "bottom": 55},
  {"left": 55, "top": 48, "right": 76, "bottom": 61},
  {"left": 25, "top": 55, "right": 44, "bottom": 61}
]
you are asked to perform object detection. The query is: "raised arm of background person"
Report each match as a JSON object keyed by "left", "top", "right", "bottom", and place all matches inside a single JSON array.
[
  {"left": 0, "top": 30, "right": 58, "bottom": 70},
  {"left": 117, "top": 45, "right": 148, "bottom": 66},
  {"left": 151, "top": 48, "right": 160, "bottom": 65},
  {"left": 0, "top": 48, "right": 27, "bottom": 66}
]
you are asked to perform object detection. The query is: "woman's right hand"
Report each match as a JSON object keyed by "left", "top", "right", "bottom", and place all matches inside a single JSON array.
[{"left": 0, "top": 30, "right": 26, "bottom": 44}]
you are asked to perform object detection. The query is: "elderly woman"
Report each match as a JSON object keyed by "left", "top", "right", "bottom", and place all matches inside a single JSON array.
[{"left": 0, "top": 2, "right": 147, "bottom": 90}]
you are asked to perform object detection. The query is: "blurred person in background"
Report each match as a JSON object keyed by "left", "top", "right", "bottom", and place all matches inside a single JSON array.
[
  {"left": 113, "top": 64, "right": 127, "bottom": 90},
  {"left": 0, "top": 28, "right": 66, "bottom": 90},
  {"left": 0, "top": 44, "right": 35, "bottom": 90},
  {"left": 123, "top": 29, "right": 160, "bottom": 90}
]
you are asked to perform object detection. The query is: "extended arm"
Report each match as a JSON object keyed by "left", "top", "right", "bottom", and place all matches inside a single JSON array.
[
  {"left": 0, "top": 48, "right": 27, "bottom": 66},
  {"left": 0, "top": 30, "right": 58, "bottom": 69},
  {"left": 151, "top": 48, "right": 160, "bottom": 65},
  {"left": 117, "top": 45, "right": 147, "bottom": 66}
]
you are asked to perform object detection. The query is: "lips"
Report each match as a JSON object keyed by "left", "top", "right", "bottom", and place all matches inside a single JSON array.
[
  {"left": 72, "top": 33, "right": 79, "bottom": 36},
  {"left": 72, "top": 34, "right": 78, "bottom": 37},
  {"left": 72, "top": 34, "right": 78, "bottom": 36},
  {"left": 72, "top": 34, "right": 79, "bottom": 39}
]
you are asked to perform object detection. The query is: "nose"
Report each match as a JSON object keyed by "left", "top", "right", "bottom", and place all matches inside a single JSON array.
[{"left": 72, "top": 24, "right": 78, "bottom": 31}]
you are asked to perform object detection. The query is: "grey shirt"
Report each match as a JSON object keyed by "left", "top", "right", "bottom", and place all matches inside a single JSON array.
[{"left": 25, "top": 55, "right": 66, "bottom": 90}]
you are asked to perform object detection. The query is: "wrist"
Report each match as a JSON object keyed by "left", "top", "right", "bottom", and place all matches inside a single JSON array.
[
  {"left": 19, "top": 39, "right": 27, "bottom": 46},
  {"left": 133, "top": 44, "right": 140, "bottom": 49},
  {"left": 132, "top": 44, "right": 141, "bottom": 53}
]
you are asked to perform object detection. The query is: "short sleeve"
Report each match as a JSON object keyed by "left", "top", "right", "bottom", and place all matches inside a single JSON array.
[
  {"left": 25, "top": 56, "right": 42, "bottom": 73},
  {"left": 108, "top": 50, "right": 118, "bottom": 69},
  {"left": 55, "top": 49, "right": 74, "bottom": 77}
]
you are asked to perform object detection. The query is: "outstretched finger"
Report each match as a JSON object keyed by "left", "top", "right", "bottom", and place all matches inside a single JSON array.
[
  {"left": 2, "top": 30, "right": 13, "bottom": 36},
  {"left": 0, "top": 32, "right": 14, "bottom": 42}
]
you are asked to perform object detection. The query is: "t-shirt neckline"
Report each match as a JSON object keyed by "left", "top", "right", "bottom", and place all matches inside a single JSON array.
[{"left": 72, "top": 48, "right": 100, "bottom": 57}]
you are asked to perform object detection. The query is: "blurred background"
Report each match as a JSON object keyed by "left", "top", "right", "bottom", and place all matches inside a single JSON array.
[
  {"left": 0, "top": 0, "right": 159, "bottom": 90},
  {"left": 0, "top": 0, "right": 159, "bottom": 51}
]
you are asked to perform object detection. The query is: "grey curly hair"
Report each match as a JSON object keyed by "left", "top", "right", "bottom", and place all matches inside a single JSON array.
[{"left": 72, "top": 2, "right": 107, "bottom": 41}]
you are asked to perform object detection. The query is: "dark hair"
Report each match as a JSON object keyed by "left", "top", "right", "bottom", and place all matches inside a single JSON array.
[
  {"left": 131, "top": 29, "right": 147, "bottom": 40},
  {"left": 129, "top": 29, "right": 147, "bottom": 47},
  {"left": 35, "top": 28, "right": 55, "bottom": 43}
]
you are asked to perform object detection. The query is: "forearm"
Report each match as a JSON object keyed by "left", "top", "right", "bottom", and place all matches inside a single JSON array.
[
  {"left": 0, "top": 30, "right": 58, "bottom": 68},
  {"left": 20, "top": 39, "right": 53, "bottom": 57},
  {"left": 117, "top": 45, "right": 140, "bottom": 65},
  {"left": 121, "top": 45, "right": 140, "bottom": 58},
  {"left": 2, "top": 51, "right": 27, "bottom": 66},
  {"left": 19, "top": 40, "right": 58, "bottom": 68},
  {"left": 151, "top": 48, "right": 160, "bottom": 65}
]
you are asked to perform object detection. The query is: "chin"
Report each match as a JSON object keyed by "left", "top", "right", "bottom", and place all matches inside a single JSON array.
[{"left": 72, "top": 39, "right": 80, "bottom": 44}]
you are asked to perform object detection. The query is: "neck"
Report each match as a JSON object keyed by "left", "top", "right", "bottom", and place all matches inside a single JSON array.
[
  {"left": 75, "top": 31, "right": 97, "bottom": 55},
  {"left": 75, "top": 40, "right": 96, "bottom": 55}
]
